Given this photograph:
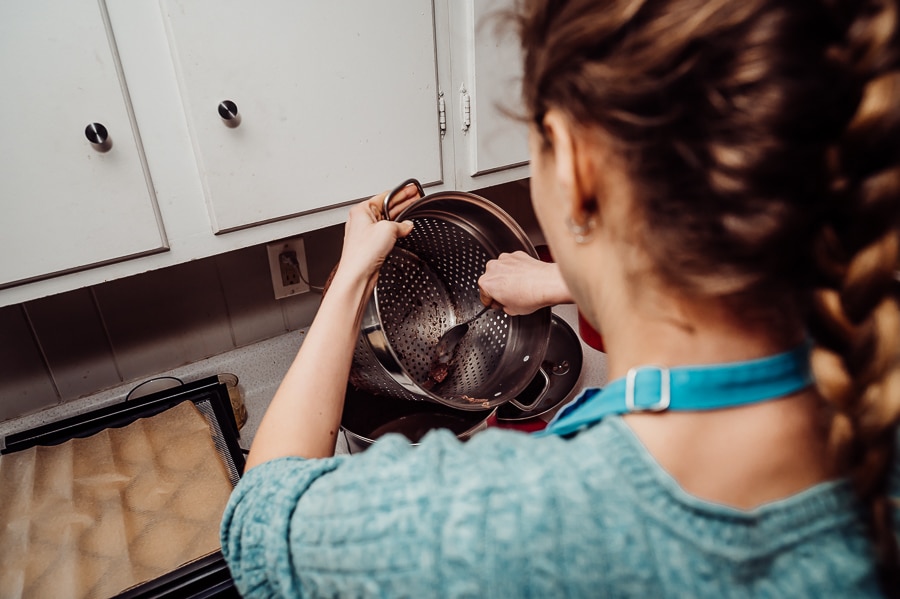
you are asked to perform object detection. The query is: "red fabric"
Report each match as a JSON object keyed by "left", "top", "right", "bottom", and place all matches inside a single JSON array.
[
  {"left": 577, "top": 310, "right": 604, "bottom": 352},
  {"left": 487, "top": 412, "right": 548, "bottom": 432}
]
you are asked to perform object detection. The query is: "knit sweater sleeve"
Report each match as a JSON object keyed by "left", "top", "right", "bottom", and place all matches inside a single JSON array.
[
  {"left": 220, "top": 428, "right": 592, "bottom": 599},
  {"left": 220, "top": 453, "right": 349, "bottom": 598}
]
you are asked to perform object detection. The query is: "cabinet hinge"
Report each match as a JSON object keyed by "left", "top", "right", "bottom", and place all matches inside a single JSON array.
[
  {"left": 460, "top": 84, "right": 471, "bottom": 132},
  {"left": 438, "top": 91, "right": 446, "bottom": 137}
]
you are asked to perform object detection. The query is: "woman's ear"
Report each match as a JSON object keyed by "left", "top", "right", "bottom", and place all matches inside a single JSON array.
[{"left": 542, "top": 109, "right": 598, "bottom": 220}]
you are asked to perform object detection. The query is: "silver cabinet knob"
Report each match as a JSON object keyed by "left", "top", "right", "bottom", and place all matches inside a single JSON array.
[
  {"left": 218, "top": 100, "right": 241, "bottom": 127},
  {"left": 85, "top": 122, "right": 112, "bottom": 152}
]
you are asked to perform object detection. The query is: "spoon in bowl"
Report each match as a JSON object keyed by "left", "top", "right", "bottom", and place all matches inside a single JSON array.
[{"left": 432, "top": 305, "right": 491, "bottom": 368}]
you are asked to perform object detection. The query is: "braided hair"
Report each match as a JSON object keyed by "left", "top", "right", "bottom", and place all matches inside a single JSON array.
[
  {"left": 514, "top": 0, "right": 900, "bottom": 592},
  {"left": 811, "top": 0, "right": 900, "bottom": 590}
]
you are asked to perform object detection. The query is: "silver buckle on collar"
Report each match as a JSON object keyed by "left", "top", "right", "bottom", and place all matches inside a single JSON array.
[{"left": 625, "top": 365, "right": 671, "bottom": 412}]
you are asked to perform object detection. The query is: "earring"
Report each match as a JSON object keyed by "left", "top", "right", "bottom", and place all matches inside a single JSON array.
[{"left": 566, "top": 215, "right": 596, "bottom": 244}]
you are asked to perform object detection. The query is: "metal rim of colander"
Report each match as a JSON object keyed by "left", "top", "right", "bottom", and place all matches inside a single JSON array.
[{"left": 355, "top": 183, "right": 552, "bottom": 411}]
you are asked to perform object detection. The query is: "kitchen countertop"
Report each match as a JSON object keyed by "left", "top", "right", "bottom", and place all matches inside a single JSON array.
[{"left": 0, "top": 304, "right": 607, "bottom": 452}]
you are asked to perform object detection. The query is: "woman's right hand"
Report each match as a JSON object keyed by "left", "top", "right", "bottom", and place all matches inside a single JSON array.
[
  {"left": 331, "top": 183, "right": 420, "bottom": 291},
  {"left": 245, "top": 183, "right": 421, "bottom": 466},
  {"left": 478, "top": 251, "right": 573, "bottom": 315}
]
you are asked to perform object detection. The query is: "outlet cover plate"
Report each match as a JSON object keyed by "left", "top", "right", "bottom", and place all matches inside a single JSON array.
[{"left": 266, "top": 237, "right": 310, "bottom": 299}]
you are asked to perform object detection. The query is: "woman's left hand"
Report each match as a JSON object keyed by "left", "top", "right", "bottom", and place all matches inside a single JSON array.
[{"left": 478, "top": 251, "right": 573, "bottom": 315}]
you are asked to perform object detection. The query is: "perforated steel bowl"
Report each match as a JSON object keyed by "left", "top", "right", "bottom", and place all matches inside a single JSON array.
[{"left": 349, "top": 179, "right": 552, "bottom": 412}]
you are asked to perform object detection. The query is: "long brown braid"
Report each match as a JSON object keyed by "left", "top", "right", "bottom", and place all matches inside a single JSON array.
[
  {"left": 811, "top": 0, "right": 900, "bottom": 592},
  {"left": 513, "top": 0, "right": 900, "bottom": 592}
]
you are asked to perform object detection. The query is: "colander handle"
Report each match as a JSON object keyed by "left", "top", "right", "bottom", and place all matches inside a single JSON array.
[{"left": 383, "top": 178, "right": 426, "bottom": 220}]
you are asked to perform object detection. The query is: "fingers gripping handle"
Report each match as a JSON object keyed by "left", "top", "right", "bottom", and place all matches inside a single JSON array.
[{"left": 383, "top": 178, "right": 426, "bottom": 221}]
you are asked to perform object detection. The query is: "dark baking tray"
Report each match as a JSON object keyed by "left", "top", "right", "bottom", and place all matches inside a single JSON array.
[
  {"left": 3, "top": 376, "right": 240, "bottom": 462},
  {"left": 0, "top": 375, "right": 245, "bottom": 599}
]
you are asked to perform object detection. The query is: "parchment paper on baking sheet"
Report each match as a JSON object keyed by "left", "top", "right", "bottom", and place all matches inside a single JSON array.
[{"left": 0, "top": 401, "right": 234, "bottom": 599}]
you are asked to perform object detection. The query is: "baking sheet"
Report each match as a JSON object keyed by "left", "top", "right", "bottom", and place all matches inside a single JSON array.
[{"left": 0, "top": 401, "right": 234, "bottom": 599}]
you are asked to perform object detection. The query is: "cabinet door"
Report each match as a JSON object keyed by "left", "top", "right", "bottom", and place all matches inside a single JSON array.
[
  {"left": 0, "top": 0, "right": 166, "bottom": 289},
  {"left": 452, "top": 0, "right": 530, "bottom": 182},
  {"left": 161, "top": 0, "right": 444, "bottom": 233}
]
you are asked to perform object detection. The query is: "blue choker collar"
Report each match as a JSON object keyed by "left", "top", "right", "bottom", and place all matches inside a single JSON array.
[{"left": 538, "top": 341, "right": 814, "bottom": 438}]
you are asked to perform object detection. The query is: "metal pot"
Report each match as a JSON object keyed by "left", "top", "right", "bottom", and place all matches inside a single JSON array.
[
  {"left": 342, "top": 315, "right": 583, "bottom": 451},
  {"left": 349, "top": 178, "right": 552, "bottom": 412},
  {"left": 495, "top": 314, "right": 584, "bottom": 422},
  {"left": 340, "top": 385, "right": 496, "bottom": 453}
]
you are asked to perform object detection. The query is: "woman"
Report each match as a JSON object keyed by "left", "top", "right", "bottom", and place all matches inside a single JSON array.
[{"left": 221, "top": 0, "right": 900, "bottom": 596}]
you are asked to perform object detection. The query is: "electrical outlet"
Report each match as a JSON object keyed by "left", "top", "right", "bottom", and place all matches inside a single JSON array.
[
  {"left": 279, "top": 251, "right": 302, "bottom": 286},
  {"left": 267, "top": 237, "right": 310, "bottom": 299}
]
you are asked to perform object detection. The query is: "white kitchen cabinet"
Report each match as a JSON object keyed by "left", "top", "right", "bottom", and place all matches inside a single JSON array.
[
  {"left": 0, "top": 0, "right": 531, "bottom": 308},
  {"left": 0, "top": 0, "right": 167, "bottom": 289},
  {"left": 446, "top": 0, "right": 531, "bottom": 191},
  {"left": 160, "top": 0, "right": 444, "bottom": 233}
]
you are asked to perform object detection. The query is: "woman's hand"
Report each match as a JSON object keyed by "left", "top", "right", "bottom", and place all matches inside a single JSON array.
[
  {"left": 331, "top": 184, "right": 419, "bottom": 290},
  {"left": 478, "top": 251, "right": 573, "bottom": 315},
  {"left": 245, "top": 184, "right": 421, "bottom": 467}
]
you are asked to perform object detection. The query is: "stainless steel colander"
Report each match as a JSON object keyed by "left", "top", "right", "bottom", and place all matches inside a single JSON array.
[{"left": 349, "top": 179, "right": 551, "bottom": 412}]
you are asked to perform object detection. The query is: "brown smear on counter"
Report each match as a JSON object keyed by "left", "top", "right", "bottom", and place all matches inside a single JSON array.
[{"left": 0, "top": 401, "right": 233, "bottom": 599}]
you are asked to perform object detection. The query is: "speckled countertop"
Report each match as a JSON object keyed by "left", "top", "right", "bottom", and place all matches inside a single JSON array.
[{"left": 0, "top": 304, "right": 607, "bottom": 452}]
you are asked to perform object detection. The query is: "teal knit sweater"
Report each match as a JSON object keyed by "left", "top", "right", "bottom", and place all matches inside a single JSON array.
[{"left": 221, "top": 416, "right": 895, "bottom": 598}]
